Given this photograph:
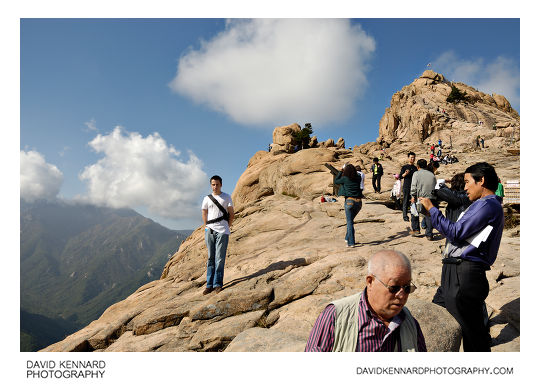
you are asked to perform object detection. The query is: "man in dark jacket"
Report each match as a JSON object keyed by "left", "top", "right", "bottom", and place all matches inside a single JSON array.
[
  {"left": 335, "top": 164, "right": 363, "bottom": 247},
  {"left": 419, "top": 162, "right": 504, "bottom": 351},
  {"left": 399, "top": 152, "right": 417, "bottom": 222},
  {"left": 433, "top": 173, "right": 470, "bottom": 222},
  {"left": 371, "top": 157, "right": 383, "bottom": 193}
]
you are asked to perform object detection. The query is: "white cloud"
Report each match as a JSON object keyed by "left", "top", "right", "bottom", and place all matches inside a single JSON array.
[
  {"left": 20, "top": 150, "right": 63, "bottom": 202},
  {"left": 170, "top": 19, "right": 376, "bottom": 126},
  {"left": 84, "top": 118, "right": 98, "bottom": 132},
  {"left": 79, "top": 127, "right": 208, "bottom": 219},
  {"left": 432, "top": 51, "right": 520, "bottom": 109}
]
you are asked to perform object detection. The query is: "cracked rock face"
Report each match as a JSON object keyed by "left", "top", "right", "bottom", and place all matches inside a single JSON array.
[{"left": 42, "top": 73, "right": 519, "bottom": 353}]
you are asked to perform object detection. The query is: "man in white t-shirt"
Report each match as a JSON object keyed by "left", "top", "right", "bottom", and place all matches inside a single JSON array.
[{"left": 201, "top": 175, "right": 235, "bottom": 295}]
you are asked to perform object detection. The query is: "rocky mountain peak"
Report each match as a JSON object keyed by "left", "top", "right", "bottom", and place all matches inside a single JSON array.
[{"left": 377, "top": 70, "right": 519, "bottom": 146}]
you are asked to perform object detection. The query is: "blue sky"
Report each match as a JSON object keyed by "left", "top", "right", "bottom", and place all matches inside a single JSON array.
[{"left": 20, "top": 18, "right": 520, "bottom": 230}]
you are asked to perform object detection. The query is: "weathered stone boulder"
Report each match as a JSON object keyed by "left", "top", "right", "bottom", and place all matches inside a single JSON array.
[
  {"left": 492, "top": 93, "right": 512, "bottom": 112},
  {"left": 232, "top": 147, "right": 337, "bottom": 205},
  {"left": 320, "top": 138, "right": 335, "bottom": 148},
  {"left": 271, "top": 123, "right": 301, "bottom": 154},
  {"left": 406, "top": 298, "right": 461, "bottom": 352}
]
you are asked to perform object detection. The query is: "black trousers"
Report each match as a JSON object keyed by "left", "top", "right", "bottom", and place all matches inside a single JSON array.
[
  {"left": 402, "top": 185, "right": 411, "bottom": 219},
  {"left": 432, "top": 259, "right": 491, "bottom": 351},
  {"left": 372, "top": 174, "right": 382, "bottom": 192}
]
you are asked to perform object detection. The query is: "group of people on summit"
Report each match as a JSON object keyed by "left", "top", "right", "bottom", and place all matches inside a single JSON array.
[{"left": 200, "top": 147, "right": 506, "bottom": 352}]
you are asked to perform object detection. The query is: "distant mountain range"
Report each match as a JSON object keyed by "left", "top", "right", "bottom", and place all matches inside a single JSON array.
[{"left": 20, "top": 200, "right": 192, "bottom": 351}]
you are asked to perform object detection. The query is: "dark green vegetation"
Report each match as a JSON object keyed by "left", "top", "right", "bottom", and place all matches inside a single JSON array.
[
  {"left": 446, "top": 85, "right": 468, "bottom": 103},
  {"left": 20, "top": 200, "right": 192, "bottom": 351},
  {"left": 292, "top": 122, "right": 313, "bottom": 149}
]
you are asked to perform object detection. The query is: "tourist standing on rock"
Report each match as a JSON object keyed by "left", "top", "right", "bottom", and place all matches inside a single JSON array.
[
  {"left": 371, "top": 157, "right": 383, "bottom": 193},
  {"left": 201, "top": 175, "right": 235, "bottom": 295},
  {"left": 410, "top": 159, "right": 437, "bottom": 240},
  {"left": 391, "top": 174, "right": 402, "bottom": 210},
  {"left": 433, "top": 173, "right": 470, "bottom": 223},
  {"left": 335, "top": 164, "right": 362, "bottom": 248},
  {"left": 355, "top": 165, "right": 365, "bottom": 197},
  {"left": 495, "top": 178, "right": 504, "bottom": 200},
  {"left": 399, "top": 152, "right": 417, "bottom": 222},
  {"left": 419, "top": 162, "right": 504, "bottom": 351},
  {"left": 427, "top": 160, "right": 439, "bottom": 175},
  {"left": 305, "top": 250, "right": 427, "bottom": 352},
  {"left": 481, "top": 137, "right": 485, "bottom": 148}
]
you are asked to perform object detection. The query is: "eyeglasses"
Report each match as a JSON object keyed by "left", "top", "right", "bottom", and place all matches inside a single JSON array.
[{"left": 372, "top": 274, "right": 416, "bottom": 294}]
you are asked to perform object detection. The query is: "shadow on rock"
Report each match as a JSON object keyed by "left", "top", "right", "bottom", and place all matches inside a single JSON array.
[
  {"left": 223, "top": 258, "right": 308, "bottom": 290},
  {"left": 357, "top": 230, "right": 411, "bottom": 246}
]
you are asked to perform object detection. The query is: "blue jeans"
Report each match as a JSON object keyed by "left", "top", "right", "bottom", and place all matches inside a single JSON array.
[
  {"left": 412, "top": 213, "right": 433, "bottom": 237},
  {"left": 205, "top": 228, "right": 229, "bottom": 288},
  {"left": 344, "top": 198, "right": 362, "bottom": 246}
]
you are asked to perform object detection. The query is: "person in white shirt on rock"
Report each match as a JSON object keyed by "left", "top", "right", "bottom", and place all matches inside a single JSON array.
[
  {"left": 355, "top": 165, "right": 365, "bottom": 197},
  {"left": 201, "top": 175, "right": 234, "bottom": 295}
]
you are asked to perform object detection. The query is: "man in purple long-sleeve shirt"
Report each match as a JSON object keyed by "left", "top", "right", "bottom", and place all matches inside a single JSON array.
[
  {"left": 305, "top": 250, "right": 427, "bottom": 352},
  {"left": 419, "top": 162, "right": 504, "bottom": 352}
]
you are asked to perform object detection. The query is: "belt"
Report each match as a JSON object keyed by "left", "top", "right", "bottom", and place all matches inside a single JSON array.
[
  {"left": 442, "top": 257, "right": 462, "bottom": 264},
  {"left": 345, "top": 197, "right": 362, "bottom": 201},
  {"left": 442, "top": 257, "right": 491, "bottom": 270}
]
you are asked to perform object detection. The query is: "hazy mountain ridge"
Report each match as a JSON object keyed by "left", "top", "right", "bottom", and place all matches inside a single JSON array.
[{"left": 20, "top": 200, "right": 192, "bottom": 351}]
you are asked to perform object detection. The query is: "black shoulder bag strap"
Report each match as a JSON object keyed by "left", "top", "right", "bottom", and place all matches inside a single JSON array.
[{"left": 206, "top": 194, "right": 230, "bottom": 224}]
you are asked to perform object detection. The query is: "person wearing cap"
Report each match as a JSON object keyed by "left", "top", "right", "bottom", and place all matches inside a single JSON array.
[{"left": 305, "top": 250, "right": 427, "bottom": 352}]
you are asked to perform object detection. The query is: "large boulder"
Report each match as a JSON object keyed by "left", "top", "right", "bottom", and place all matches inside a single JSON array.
[
  {"left": 271, "top": 123, "right": 301, "bottom": 154},
  {"left": 406, "top": 298, "right": 462, "bottom": 352}
]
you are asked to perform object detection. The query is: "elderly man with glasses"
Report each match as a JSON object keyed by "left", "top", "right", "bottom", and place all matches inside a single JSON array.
[{"left": 305, "top": 250, "right": 426, "bottom": 352}]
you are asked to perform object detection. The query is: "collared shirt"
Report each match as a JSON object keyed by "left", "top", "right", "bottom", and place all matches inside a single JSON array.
[
  {"left": 429, "top": 194, "right": 504, "bottom": 266},
  {"left": 305, "top": 290, "right": 427, "bottom": 352}
]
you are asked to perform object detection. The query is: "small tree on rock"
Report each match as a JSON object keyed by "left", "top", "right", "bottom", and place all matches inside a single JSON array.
[
  {"left": 293, "top": 123, "right": 313, "bottom": 149},
  {"left": 446, "top": 85, "right": 468, "bottom": 103}
]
